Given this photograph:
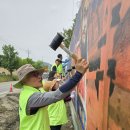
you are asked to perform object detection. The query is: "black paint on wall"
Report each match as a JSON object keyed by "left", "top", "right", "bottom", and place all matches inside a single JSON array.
[
  {"left": 89, "top": 58, "right": 101, "bottom": 72},
  {"left": 98, "top": 34, "right": 107, "bottom": 48},
  {"left": 111, "top": 3, "right": 121, "bottom": 27},
  {"left": 107, "top": 59, "right": 116, "bottom": 97},
  {"left": 95, "top": 71, "right": 104, "bottom": 99},
  {"left": 107, "top": 59, "right": 116, "bottom": 79},
  {"left": 109, "top": 80, "right": 115, "bottom": 97}
]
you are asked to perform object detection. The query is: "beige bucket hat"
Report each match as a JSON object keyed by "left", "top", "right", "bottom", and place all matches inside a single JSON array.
[{"left": 13, "top": 64, "right": 48, "bottom": 89}]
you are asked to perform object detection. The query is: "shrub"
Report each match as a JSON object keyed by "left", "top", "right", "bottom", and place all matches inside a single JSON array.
[{"left": 0, "top": 75, "right": 18, "bottom": 82}]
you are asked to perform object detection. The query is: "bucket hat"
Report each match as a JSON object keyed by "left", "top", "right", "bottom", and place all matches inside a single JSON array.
[{"left": 13, "top": 64, "right": 47, "bottom": 88}]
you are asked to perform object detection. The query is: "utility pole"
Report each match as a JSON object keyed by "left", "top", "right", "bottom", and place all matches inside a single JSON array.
[{"left": 26, "top": 49, "right": 31, "bottom": 58}]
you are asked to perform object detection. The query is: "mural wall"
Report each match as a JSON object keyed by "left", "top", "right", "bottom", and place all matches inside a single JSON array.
[{"left": 70, "top": 0, "right": 130, "bottom": 130}]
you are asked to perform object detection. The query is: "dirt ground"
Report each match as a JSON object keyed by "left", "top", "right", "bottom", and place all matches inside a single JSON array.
[{"left": 0, "top": 92, "right": 74, "bottom": 130}]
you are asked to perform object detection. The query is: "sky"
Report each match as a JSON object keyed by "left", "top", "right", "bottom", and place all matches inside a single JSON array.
[{"left": 0, "top": 0, "right": 80, "bottom": 64}]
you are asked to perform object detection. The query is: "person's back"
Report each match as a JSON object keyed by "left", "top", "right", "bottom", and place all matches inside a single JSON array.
[
  {"left": 45, "top": 71, "right": 68, "bottom": 130},
  {"left": 48, "top": 100, "right": 68, "bottom": 128},
  {"left": 41, "top": 85, "right": 67, "bottom": 130},
  {"left": 57, "top": 54, "right": 63, "bottom": 76},
  {"left": 57, "top": 63, "right": 63, "bottom": 74}
]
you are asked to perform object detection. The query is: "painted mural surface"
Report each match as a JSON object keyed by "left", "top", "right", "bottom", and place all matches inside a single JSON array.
[{"left": 70, "top": 0, "right": 130, "bottom": 130}]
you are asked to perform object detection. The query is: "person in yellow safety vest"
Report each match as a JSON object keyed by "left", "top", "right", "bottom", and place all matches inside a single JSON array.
[
  {"left": 57, "top": 60, "right": 63, "bottom": 76},
  {"left": 13, "top": 58, "right": 88, "bottom": 130},
  {"left": 51, "top": 59, "right": 61, "bottom": 72},
  {"left": 57, "top": 54, "right": 70, "bottom": 77},
  {"left": 43, "top": 71, "right": 68, "bottom": 130},
  {"left": 57, "top": 54, "right": 64, "bottom": 77}
]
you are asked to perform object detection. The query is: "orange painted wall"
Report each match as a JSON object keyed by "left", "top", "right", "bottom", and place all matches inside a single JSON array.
[{"left": 70, "top": 0, "right": 130, "bottom": 130}]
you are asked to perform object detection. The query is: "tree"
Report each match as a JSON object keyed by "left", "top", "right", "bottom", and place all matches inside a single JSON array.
[
  {"left": 17, "top": 57, "right": 24, "bottom": 68},
  {"left": 62, "top": 18, "right": 76, "bottom": 48},
  {"left": 62, "top": 28, "right": 73, "bottom": 48},
  {"left": 0, "top": 55, "right": 3, "bottom": 67},
  {"left": 2, "top": 45, "right": 19, "bottom": 76},
  {"left": 17, "top": 57, "right": 35, "bottom": 68},
  {"left": 33, "top": 60, "right": 44, "bottom": 69},
  {"left": 26, "top": 58, "right": 34, "bottom": 65},
  {"left": 17, "top": 57, "right": 45, "bottom": 69}
]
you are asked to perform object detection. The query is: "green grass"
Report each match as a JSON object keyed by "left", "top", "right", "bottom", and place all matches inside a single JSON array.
[{"left": 0, "top": 75, "right": 18, "bottom": 82}]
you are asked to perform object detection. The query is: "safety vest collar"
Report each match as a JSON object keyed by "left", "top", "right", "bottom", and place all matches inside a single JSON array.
[{"left": 23, "top": 85, "right": 40, "bottom": 92}]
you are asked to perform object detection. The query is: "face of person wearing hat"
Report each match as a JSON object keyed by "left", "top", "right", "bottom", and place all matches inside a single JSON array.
[
  {"left": 14, "top": 64, "right": 47, "bottom": 88},
  {"left": 22, "top": 71, "right": 43, "bottom": 88}
]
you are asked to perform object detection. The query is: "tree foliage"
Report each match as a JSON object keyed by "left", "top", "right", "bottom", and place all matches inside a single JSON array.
[
  {"left": 33, "top": 60, "right": 44, "bottom": 69},
  {"left": 62, "top": 28, "right": 73, "bottom": 48},
  {"left": 0, "top": 45, "right": 49, "bottom": 77},
  {"left": 0, "top": 55, "right": 3, "bottom": 66},
  {"left": 62, "top": 18, "right": 76, "bottom": 48},
  {"left": 17, "top": 58, "right": 44, "bottom": 69},
  {"left": 2, "top": 45, "right": 19, "bottom": 75}
]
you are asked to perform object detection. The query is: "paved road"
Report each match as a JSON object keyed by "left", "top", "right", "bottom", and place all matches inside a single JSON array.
[{"left": 0, "top": 81, "right": 18, "bottom": 95}]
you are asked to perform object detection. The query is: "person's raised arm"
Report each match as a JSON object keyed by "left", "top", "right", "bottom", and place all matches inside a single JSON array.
[{"left": 26, "top": 58, "right": 89, "bottom": 115}]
